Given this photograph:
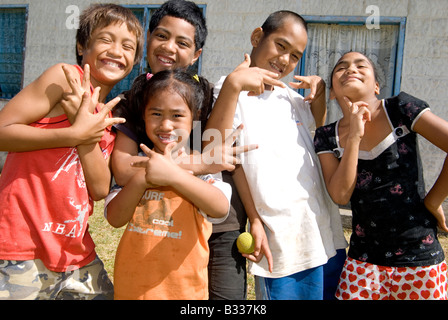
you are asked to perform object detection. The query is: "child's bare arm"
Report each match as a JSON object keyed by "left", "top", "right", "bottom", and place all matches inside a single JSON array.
[
  {"left": 111, "top": 124, "right": 258, "bottom": 187},
  {"left": 106, "top": 170, "right": 148, "bottom": 228},
  {"left": 319, "top": 98, "right": 371, "bottom": 205},
  {"left": 133, "top": 143, "right": 230, "bottom": 219},
  {"left": 77, "top": 144, "right": 112, "bottom": 201},
  {"left": 169, "top": 166, "right": 230, "bottom": 219},
  {"left": 74, "top": 92, "right": 125, "bottom": 200},
  {"left": 58, "top": 66, "right": 126, "bottom": 200},
  {"left": 232, "top": 166, "right": 273, "bottom": 272},
  {"left": 290, "top": 75, "right": 327, "bottom": 128},
  {"left": 0, "top": 63, "right": 81, "bottom": 151},
  {"left": 110, "top": 131, "right": 146, "bottom": 186},
  {"left": 0, "top": 63, "right": 122, "bottom": 152},
  {"left": 413, "top": 110, "right": 448, "bottom": 231}
]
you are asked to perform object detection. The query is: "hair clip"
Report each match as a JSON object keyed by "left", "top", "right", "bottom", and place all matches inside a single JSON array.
[
  {"left": 192, "top": 74, "right": 200, "bottom": 82},
  {"left": 146, "top": 73, "right": 153, "bottom": 80}
]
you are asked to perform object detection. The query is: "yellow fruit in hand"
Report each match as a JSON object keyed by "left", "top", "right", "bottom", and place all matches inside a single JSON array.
[{"left": 237, "top": 232, "right": 255, "bottom": 254}]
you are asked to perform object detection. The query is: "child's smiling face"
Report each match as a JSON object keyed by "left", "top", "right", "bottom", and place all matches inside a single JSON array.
[
  {"left": 330, "top": 52, "right": 380, "bottom": 100},
  {"left": 146, "top": 16, "right": 202, "bottom": 74},
  {"left": 250, "top": 18, "right": 307, "bottom": 80},
  {"left": 144, "top": 88, "right": 193, "bottom": 155},
  {"left": 78, "top": 22, "right": 138, "bottom": 88}
]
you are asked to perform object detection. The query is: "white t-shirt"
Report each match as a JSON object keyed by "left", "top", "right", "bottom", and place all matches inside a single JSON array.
[{"left": 214, "top": 76, "right": 347, "bottom": 278}]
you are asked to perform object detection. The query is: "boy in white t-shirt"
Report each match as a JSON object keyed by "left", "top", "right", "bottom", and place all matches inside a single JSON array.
[{"left": 205, "top": 11, "right": 347, "bottom": 300}]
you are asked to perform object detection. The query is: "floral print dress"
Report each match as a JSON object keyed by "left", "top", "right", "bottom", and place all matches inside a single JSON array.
[{"left": 314, "top": 92, "right": 444, "bottom": 267}]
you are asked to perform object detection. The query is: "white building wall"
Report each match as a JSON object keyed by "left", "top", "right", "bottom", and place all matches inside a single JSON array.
[{"left": 0, "top": 0, "right": 447, "bottom": 192}]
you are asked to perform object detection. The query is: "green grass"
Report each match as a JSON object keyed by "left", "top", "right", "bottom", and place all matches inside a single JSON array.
[
  {"left": 89, "top": 200, "right": 125, "bottom": 280},
  {"left": 90, "top": 200, "right": 448, "bottom": 300}
]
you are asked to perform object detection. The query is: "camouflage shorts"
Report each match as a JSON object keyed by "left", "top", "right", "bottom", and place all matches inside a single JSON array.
[{"left": 0, "top": 256, "right": 114, "bottom": 300}]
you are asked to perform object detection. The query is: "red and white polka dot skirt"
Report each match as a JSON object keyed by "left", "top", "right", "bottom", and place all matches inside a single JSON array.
[{"left": 336, "top": 257, "right": 447, "bottom": 300}]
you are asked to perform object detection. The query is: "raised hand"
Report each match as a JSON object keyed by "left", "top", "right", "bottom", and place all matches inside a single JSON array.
[
  {"left": 229, "top": 54, "right": 286, "bottom": 96},
  {"left": 71, "top": 91, "right": 125, "bottom": 145},
  {"left": 61, "top": 64, "right": 94, "bottom": 123},
  {"left": 289, "top": 74, "right": 326, "bottom": 103},
  {"left": 200, "top": 124, "right": 258, "bottom": 172},
  {"left": 344, "top": 96, "right": 371, "bottom": 141},
  {"left": 242, "top": 218, "right": 273, "bottom": 273},
  {"left": 132, "top": 143, "right": 180, "bottom": 188}
]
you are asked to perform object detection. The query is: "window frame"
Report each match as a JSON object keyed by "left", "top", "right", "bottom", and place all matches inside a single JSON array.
[
  {"left": 296, "top": 15, "right": 406, "bottom": 97},
  {"left": 0, "top": 4, "right": 28, "bottom": 101}
]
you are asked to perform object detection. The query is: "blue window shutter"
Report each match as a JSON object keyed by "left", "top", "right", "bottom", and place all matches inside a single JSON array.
[{"left": 0, "top": 7, "right": 27, "bottom": 99}]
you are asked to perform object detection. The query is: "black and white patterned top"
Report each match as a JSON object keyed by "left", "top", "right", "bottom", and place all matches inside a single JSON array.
[{"left": 314, "top": 92, "right": 444, "bottom": 267}]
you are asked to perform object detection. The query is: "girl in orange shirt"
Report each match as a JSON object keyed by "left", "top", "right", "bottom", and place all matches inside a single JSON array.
[{"left": 105, "top": 70, "right": 231, "bottom": 300}]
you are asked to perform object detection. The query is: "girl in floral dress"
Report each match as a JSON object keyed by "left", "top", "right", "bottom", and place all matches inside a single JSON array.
[{"left": 314, "top": 51, "right": 448, "bottom": 300}]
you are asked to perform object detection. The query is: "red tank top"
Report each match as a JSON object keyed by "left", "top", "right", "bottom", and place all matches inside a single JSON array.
[{"left": 0, "top": 65, "right": 115, "bottom": 272}]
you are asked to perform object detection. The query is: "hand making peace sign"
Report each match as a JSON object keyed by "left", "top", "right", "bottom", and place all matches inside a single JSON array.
[{"left": 60, "top": 64, "right": 126, "bottom": 145}]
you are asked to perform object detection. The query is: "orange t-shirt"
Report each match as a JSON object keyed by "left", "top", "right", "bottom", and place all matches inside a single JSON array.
[
  {"left": 111, "top": 175, "right": 230, "bottom": 300},
  {"left": 0, "top": 65, "right": 115, "bottom": 272}
]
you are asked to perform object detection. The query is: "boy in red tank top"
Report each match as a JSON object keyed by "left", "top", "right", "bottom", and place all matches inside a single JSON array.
[{"left": 0, "top": 4, "right": 143, "bottom": 300}]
